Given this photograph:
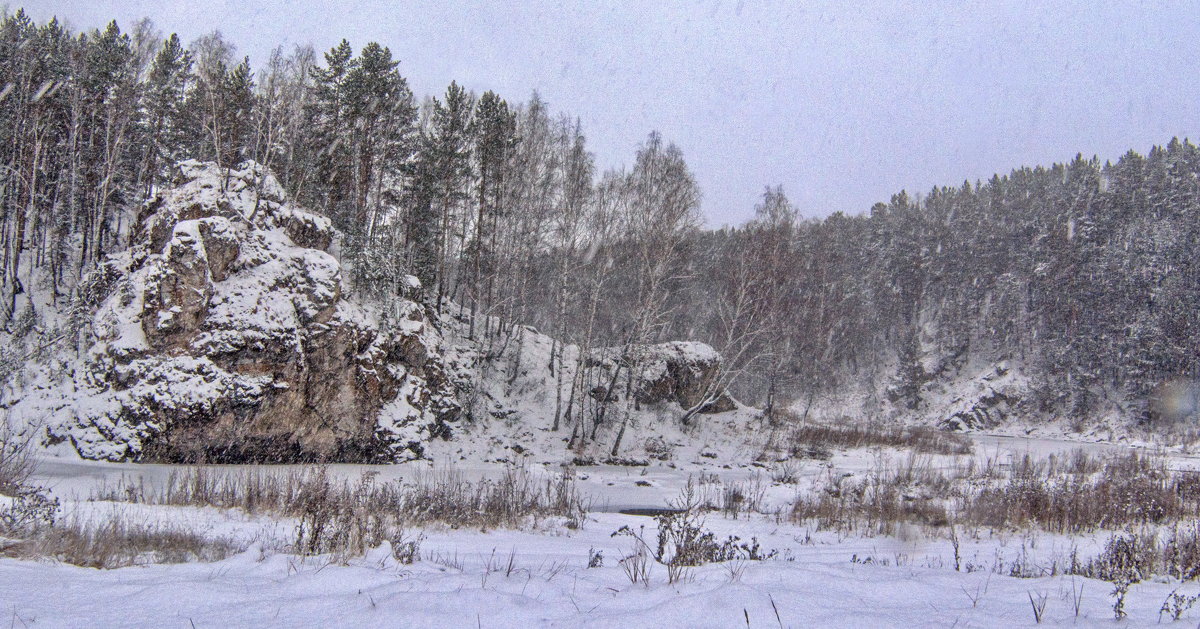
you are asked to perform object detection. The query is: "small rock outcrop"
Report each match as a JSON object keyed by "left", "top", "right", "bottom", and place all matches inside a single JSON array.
[
  {"left": 588, "top": 341, "right": 736, "bottom": 413},
  {"left": 937, "top": 362, "right": 1023, "bottom": 431},
  {"left": 58, "top": 161, "right": 457, "bottom": 462}
]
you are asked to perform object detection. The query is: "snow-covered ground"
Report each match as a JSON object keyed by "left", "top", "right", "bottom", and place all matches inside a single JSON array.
[
  {"left": 6, "top": 434, "right": 1200, "bottom": 627},
  {"left": 0, "top": 510, "right": 1180, "bottom": 629}
]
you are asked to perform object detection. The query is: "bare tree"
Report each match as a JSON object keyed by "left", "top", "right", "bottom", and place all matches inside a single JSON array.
[
  {"left": 251, "top": 43, "right": 314, "bottom": 211},
  {"left": 745, "top": 186, "right": 798, "bottom": 424},
  {"left": 548, "top": 116, "right": 593, "bottom": 431},
  {"left": 611, "top": 132, "right": 700, "bottom": 456}
]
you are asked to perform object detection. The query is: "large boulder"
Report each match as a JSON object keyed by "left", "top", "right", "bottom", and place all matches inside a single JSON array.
[
  {"left": 57, "top": 161, "right": 458, "bottom": 462},
  {"left": 587, "top": 341, "right": 736, "bottom": 414}
]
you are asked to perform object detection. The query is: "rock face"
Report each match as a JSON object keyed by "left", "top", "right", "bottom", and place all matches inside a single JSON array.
[
  {"left": 59, "top": 161, "right": 457, "bottom": 462},
  {"left": 936, "top": 362, "right": 1024, "bottom": 431},
  {"left": 588, "top": 341, "right": 736, "bottom": 413}
]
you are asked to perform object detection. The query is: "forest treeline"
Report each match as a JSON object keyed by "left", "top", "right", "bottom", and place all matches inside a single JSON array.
[{"left": 3, "top": 11, "right": 1198, "bottom": 425}]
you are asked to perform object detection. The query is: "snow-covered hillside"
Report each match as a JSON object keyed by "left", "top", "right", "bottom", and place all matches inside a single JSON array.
[
  {"left": 1, "top": 161, "right": 755, "bottom": 467},
  {"left": 432, "top": 314, "right": 761, "bottom": 466}
]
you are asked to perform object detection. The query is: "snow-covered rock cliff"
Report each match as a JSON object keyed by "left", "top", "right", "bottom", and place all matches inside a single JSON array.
[{"left": 49, "top": 161, "right": 458, "bottom": 462}]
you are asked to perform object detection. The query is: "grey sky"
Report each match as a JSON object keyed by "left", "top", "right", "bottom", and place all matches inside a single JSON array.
[{"left": 23, "top": 1, "right": 1200, "bottom": 225}]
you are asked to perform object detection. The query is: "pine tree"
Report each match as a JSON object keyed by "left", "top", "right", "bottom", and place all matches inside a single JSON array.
[
  {"left": 187, "top": 33, "right": 254, "bottom": 171},
  {"left": 219, "top": 57, "right": 256, "bottom": 168},
  {"left": 342, "top": 42, "right": 415, "bottom": 235},
  {"left": 432, "top": 81, "right": 474, "bottom": 306},
  {"left": 465, "top": 91, "right": 515, "bottom": 326},
  {"left": 138, "top": 33, "right": 193, "bottom": 196},
  {"left": 76, "top": 21, "right": 140, "bottom": 266},
  {"left": 304, "top": 39, "right": 354, "bottom": 220}
]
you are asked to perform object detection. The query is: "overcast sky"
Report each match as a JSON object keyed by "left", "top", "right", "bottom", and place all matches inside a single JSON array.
[{"left": 22, "top": 1, "right": 1200, "bottom": 225}]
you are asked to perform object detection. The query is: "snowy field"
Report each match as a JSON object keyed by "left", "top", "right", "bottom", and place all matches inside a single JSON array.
[
  {"left": 2, "top": 512, "right": 1184, "bottom": 628},
  {"left": 4, "top": 434, "right": 1200, "bottom": 628}
]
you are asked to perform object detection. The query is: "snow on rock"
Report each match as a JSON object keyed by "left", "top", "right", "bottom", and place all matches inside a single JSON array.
[
  {"left": 587, "top": 341, "right": 735, "bottom": 413},
  {"left": 52, "top": 161, "right": 457, "bottom": 463},
  {"left": 936, "top": 361, "right": 1026, "bottom": 431}
]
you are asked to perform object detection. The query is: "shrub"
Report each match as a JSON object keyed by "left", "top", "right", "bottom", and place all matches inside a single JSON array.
[
  {"left": 293, "top": 470, "right": 392, "bottom": 559},
  {"left": 0, "top": 488, "right": 59, "bottom": 534},
  {"left": 613, "top": 479, "right": 776, "bottom": 584},
  {"left": 770, "top": 462, "right": 801, "bottom": 485},
  {"left": 0, "top": 418, "right": 35, "bottom": 496},
  {"left": 1163, "top": 523, "right": 1200, "bottom": 581},
  {"left": 1091, "top": 534, "right": 1151, "bottom": 619},
  {"left": 1160, "top": 587, "right": 1200, "bottom": 622},
  {"left": 391, "top": 531, "right": 422, "bottom": 564}
]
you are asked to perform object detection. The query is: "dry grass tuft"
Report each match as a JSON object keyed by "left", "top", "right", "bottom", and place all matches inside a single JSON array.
[
  {"left": 780, "top": 413, "right": 973, "bottom": 458},
  {"left": 96, "top": 465, "right": 586, "bottom": 530},
  {"left": 0, "top": 419, "right": 240, "bottom": 569},
  {"left": 792, "top": 454, "right": 953, "bottom": 536},
  {"left": 959, "top": 452, "right": 1199, "bottom": 534},
  {"left": 793, "top": 450, "right": 1200, "bottom": 537},
  {"left": 91, "top": 464, "right": 587, "bottom": 560},
  {"left": 1, "top": 514, "right": 240, "bottom": 568}
]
